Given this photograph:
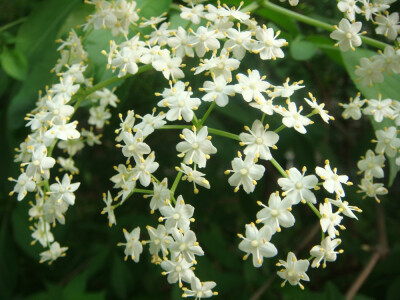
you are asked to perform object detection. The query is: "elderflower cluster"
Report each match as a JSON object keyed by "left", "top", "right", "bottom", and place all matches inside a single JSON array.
[{"left": 341, "top": 92, "right": 400, "bottom": 202}]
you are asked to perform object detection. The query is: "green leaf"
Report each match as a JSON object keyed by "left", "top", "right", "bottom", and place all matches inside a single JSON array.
[
  {"left": 136, "top": 0, "right": 171, "bottom": 19},
  {"left": 15, "top": 0, "right": 80, "bottom": 61},
  {"left": 290, "top": 38, "right": 317, "bottom": 61},
  {"left": 110, "top": 254, "right": 133, "bottom": 299},
  {"left": 0, "top": 222, "right": 17, "bottom": 299},
  {"left": 0, "top": 47, "right": 28, "bottom": 80},
  {"left": 307, "top": 35, "right": 344, "bottom": 66},
  {"left": 341, "top": 49, "right": 400, "bottom": 186},
  {"left": 255, "top": 8, "right": 299, "bottom": 34}
]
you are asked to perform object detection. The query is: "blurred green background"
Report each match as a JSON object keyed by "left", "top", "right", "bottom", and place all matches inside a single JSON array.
[{"left": 1, "top": 0, "right": 399, "bottom": 299}]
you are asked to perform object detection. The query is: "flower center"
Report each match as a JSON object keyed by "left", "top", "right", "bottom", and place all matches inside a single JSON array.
[
  {"left": 295, "top": 182, "right": 303, "bottom": 189},
  {"left": 251, "top": 239, "right": 259, "bottom": 247},
  {"left": 270, "top": 209, "right": 279, "bottom": 217},
  {"left": 345, "top": 32, "right": 352, "bottom": 39},
  {"left": 191, "top": 142, "right": 199, "bottom": 150},
  {"left": 240, "top": 168, "right": 248, "bottom": 176},
  {"left": 175, "top": 265, "right": 182, "bottom": 272},
  {"left": 128, "top": 145, "right": 136, "bottom": 151},
  {"left": 256, "top": 137, "right": 263, "bottom": 145},
  {"left": 173, "top": 213, "right": 181, "bottom": 220},
  {"left": 179, "top": 243, "right": 187, "bottom": 251},
  {"left": 33, "top": 160, "right": 40, "bottom": 166},
  {"left": 178, "top": 100, "right": 185, "bottom": 107}
]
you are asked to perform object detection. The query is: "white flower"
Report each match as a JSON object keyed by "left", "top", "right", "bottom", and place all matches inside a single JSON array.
[
  {"left": 39, "top": 242, "right": 68, "bottom": 264},
  {"left": 119, "top": 131, "right": 151, "bottom": 163},
  {"left": 279, "top": 101, "right": 313, "bottom": 134},
  {"left": 256, "top": 192, "right": 295, "bottom": 234},
  {"left": 158, "top": 84, "right": 201, "bottom": 122},
  {"left": 316, "top": 161, "right": 350, "bottom": 197},
  {"left": 190, "top": 26, "right": 220, "bottom": 57},
  {"left": 49, "top": 75, "right": 79, "bottom": 102},
  {"left": 161, "top": 254, "right": 195, "bottom": 287},
  {"left": 330, "top": 18, "right": 363, "bottom": 51},
  {"left": 42, "top": 196, "right": 68, "bottom": 225},
  {"left": 200, "top": 75, "right": 235, "bottom": 107},
  {"left": 182, "top": 276, "right": 217, "bottom": 299},
  {"left": 238, "top": 222, "right": 278, "bottom": 268},
  {"left": 224, "top": 27, "right": 253, "bottom": 60},
  {"left": 363, "top": 96, "right": 394, "bottom": 122},
  {"left": 270, "top": 78, "right": 304, "bottom": 98},
  {"left": 145, "top": 22, "right": 172, "bottom": 46},
  {"left": 254, "top": 25, "right": 287, "bottom": 60},
  {"left": 159, "top": 196, "right": 195, "bottom": 232},
  {"left": 375, "top": 12, "right": 400, "bottom": 40},
  {"left": 375, "top": 46, "right": 400, "bottom": 74},
  {"left": 278, "top": 167, "right": 318, "bottom": 205},
  {"left": 49, "top": 174, "right": 80, "bottom": 205},
  {"left": 277, "top": 252, "right": 310, "bottom": 289},
  {"left": 319, "top": 202, "right": 344, "bottom": 238},
  {"left": 101, "top": 191, "right": 116, "bottom": 227},
  {"left": 373, "top": 126, "right": 400, "bottom": 157},
  {"left": 132, "top": 152, "right": 159, "bottom": 187},
  {"left": 148, "top": 178, "right": 170, "bottom": 212},
  {"left": 167, "top": 26, "right": 196, "bottom": 58},
  {"left": 304, "top": 93, "right": 334, "bottom": 123},
  {"left": 140, "top": 13, "right": 167, "bottom": 28},
  {"left": 178, "top": 163, "right": 210, "bottom": 193},
  {"left": 340, "top": 93, "right": 366, "bottom": 120},
  {"left": 111, "top": 46, "right": 140, "bottom": 77},
  {"left": 88, "top": 106, "right": 112, "bottom": 129},
  {"left": 176, "top": 126, "right": 217, "bottom": 168},
  {"left": 134, "top": 110, "right": 166, "bottom": 137},
  {"left": 226, "top": 153, "right": 265, "bottom": 193},
  {"left": 169, "top": 228, "right": 204, "bottom": 263},
  {"left": 358, "top": 178, "right": 388, "bottom": 202},
  {"left": 194, "top": 49, "right": 240, "bottom": 81},
  {"left": 118, "top": 227, "right": 143, "bottom": 262},
  {"left": 235, "top": 70, "right": 271, "bottom": 103},
  {"left": 327, "top": 198, "right": 362, "bottom": 219},
  {"left": 115, "top": 110, "right": 136, "bottom": 142},
  {"left": 25, "top": 145, "right": 56, "bottom": 180},
  {"left": 9, "top": 173, "right": 36, "bottom": 201},
  {"left": 110, "top": 164, "right": 134, "bottom": 189},
  {"left": 31, "top": 219, "right": 54, "bottom": 247},
  {"left": 239, "top": 120, "right": 279, "bottom": 160},
  {"left": 152, "top": 50, "right": 185, "bottom": 80},
  {"left": 45, "top": 120, "right": 80, "bottom": 140},
  {"left": 357, "top": 149, "right": 385, "bottom": 179},
  {"left": 180, "top": 4, "right": 205, "bottom": 24},
  {"left": 337, "top": 0, "right": 362, "bottom": 22},
  {"left": 146, "top": 225, "right": 173, "bottom": 258},
  {"left": 355, "top": 57, "right": 384, "bottom": 86},
  {"left": 310, "top": 237, "right": 342, "bottom": 268}
]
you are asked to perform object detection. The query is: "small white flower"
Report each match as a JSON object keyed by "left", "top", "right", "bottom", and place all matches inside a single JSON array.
[
  {"left": 161, "top": 254, "right": 195, "bottom": 287},
  {"left": 180, "top": 3, "right": 205, "bottom": 24},
  {"left": 182, "top": 276, "right": 217, "bottom": 299},
  {"left": 310, "top": 237, "right": 342, "bottom": 268},
  {"left": 159, "top": 196, "right": 195, "bottom": 232},
  {"left": 235, "top": 69, "right": 271, "bottom": 103},
  {"left": 169, "top": 228, "right": 204, "bottom": 263},
  {"left": 304, "top": 93, "right": 334, "bottom": 123},
  {"left": 239, "top": 120, "right": 279, "bottom": 161},
  {"left": 355, "top": 57, "right": 384, "bottom": 86},
  {"left": 39, "top": 242, "right": 68, "bottom": 264},
  {"left": 176, "top": 126, "right": 217, "bottom": 168},
  {"left": 31, "top": 219, "right": 54, "bottom": 247},
  {"left": 200, "top": 75, "right": 235, "bottom": 107},
  {"left": 358, "top": 178, "right": 388, "bottom": 202},
  {"left": 49, "top": 174, "right": 80, "bottom": 205},
  {"left": 357, "top": 149, "right": 385, "bottom": 179},
  {"left": 118, "top": 227, "right": 143, "bottom": 262},
  {"left": 375, "top": 12, "right": 400, "bottom": 40},
  {"left": 340, "top": 93, "right": 366, "bottom": 120},
  {"left": 178, "top": 163, "right": 210, "bottom": 194},
  {"left": 190, "top": 26, "right": 220, "bottom": 57},
  {"left": 316, "top": 161, "right": 350, "bottom": 197},
  {"left": 270, "top": 78, "right": 304, "bottom": 98},
  {"left": 146, "top": 224, "right": 173, "bottom": 258},
  {"left": 279, "top": 101, "right": 313, "bottom": 134},
  {"left": 278, "top": 167, "right": 318, "bottom": 205},
  {"left": 327, "top": 198, "right": 362, "bottom": 219},
  {"left": 132, "top": 152, "right": 159, "bottom": 187},
  {"left": 337, "top": 0, "right": 362, "bottom": 22},
  {"left": 148, "top": 178, "right": 170, "bottom": 212},
  {"left": 373, "top": 126, "right": 400, "bottom": 157},
  {"left": 9, "top": 173, "right": 36, "bottom": 201},
  {"left": 226, "top": 153, "right": 265, "bottom": 193},
  {"left": 133, "top": 110, "right": 166, "bottom": 137},
  {"left": 120, "top": 131, "right": 151, "bottom": 163},
  {"left": 363, "top": 95, "right": 394, "bottom": 122},
  {"left": 25, "top": 145, "right": 56, "bottom": 180},
  {"left": 88, "top": 106, "right": 112, "bottom": 129},
  {"left": 101, "top": 191, "right": 116, "bottom": 227},
  {"left": 115, "top": 110, "right": 136, "bottom": 142},
  {"left": 256, "top": 192, "right": 295, "bottom": 234},
  {"left": 45, "top": 120, "right": 80, "bottom": 140},
  {"left": 330, "top": 18, "right": 363, "bottom": 51},
  {"left": 254, "top": 25, "right": 287, "bottom": 60},
  {"left": 224, "top": 27, "right": 253, "bottom": 60},
  {"left": 277, "top": 252, "right": 310, "bottom": 289},
  {"left": 152, "top": 50, "right": 185, "bottom": 80},
  {"left": 238, "top": 222, "right": 278, "bottom": 268},
  {"left": 319, "top": 202, "right": 344, "bottom": 238}
]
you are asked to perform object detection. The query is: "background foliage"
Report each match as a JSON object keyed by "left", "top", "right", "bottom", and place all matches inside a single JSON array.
[{"left": 1, "top": 0, "right": 399, "bottom": 299}]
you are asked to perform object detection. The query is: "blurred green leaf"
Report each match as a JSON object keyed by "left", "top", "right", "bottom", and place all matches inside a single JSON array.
[
  {"left": 0, "top": 47, "right": 28, "bottom": 80},
  {"left": 290, "top": 38, "right": 317, "bottom": 61},
  {"left": 255, "top": 8, "right": 299, "bottom": 35},
  {"left": 307, "top": 35, "right": 343, "bottom": 66},
  {"left": 341, "top": 49, "right": 400, "bottom": 186},
  {"left": 0, "top": 222, "right": 17, "bottom": 299},
  {"left": 136, "top": 0, "right": 171, "bottom": 19},
  {"left": 110, "top": 254, "right": 133, "bottom": 299}
]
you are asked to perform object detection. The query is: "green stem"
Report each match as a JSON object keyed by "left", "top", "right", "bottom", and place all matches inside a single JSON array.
[
  {"left": 307, "top": 202, "right": 322, "bottom": 219},
  {"left": 274, "top": 124, "right": 286, "bottom": 133},
  {"left": 207, "top": 128, "right": 240, "bottom": 141},
  {"left": 133, "top": 188, "right": 153, "bottom": 194},
  {"left": 192, "top": 113, "right": 199, "bottom": 127},
  {"left": 0, "top": 17, "right": 27, "bottom": 32},
  {"left": 198, "top": 101, "right": 216, "bottom": 127},
  {"left": 270, "top": 158, "right": 287, "bottom": 178},
  {"left": 261, "top": 1, "right": 389, "bottom": 50},
  {"left": 170, "top": 171, "right": 183, "bottom": 203},
  {"left": 159, "top": 125, "right": 191, "bottom": 130},
  {"left": 242, "top": 1, "right": 260, "bottom": 13}
]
